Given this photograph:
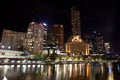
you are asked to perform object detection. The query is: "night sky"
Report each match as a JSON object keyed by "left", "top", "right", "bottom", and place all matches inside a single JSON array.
[{"left": 0, "top": 0, "right": 120, "bottom": 54}]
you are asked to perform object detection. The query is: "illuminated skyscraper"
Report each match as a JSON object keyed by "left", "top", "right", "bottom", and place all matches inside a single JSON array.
[
  {"left": 47, "top": 24, "right": 64, "bottom": 50},
  {"left": 26, "top": 22, "right": 47, "bottom": 54},
  {"left": 92, "top": 31, "right": 104, "bottom": 54},
  {"left": 1, "top": 29, "right": 26, "bottom": 50},
  {"left": 71, "top": 6, "right": 81, "bottom": 36},
  {"left": 66, "top": 6, "right": 89, "bottom": 55}
]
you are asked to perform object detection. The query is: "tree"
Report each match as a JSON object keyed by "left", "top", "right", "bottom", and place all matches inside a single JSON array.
[
  {"left": 50, "top": 53, "right": 57, "bottom": 61},
  {"left": 34, "top": 53, "right": 42, "bottom": 60},
  {"left": 17, "top": 46, "right": 27, "bottom": 51}
]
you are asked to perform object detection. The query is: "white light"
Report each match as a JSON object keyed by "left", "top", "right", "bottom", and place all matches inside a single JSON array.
[
  {"left": 11, "top": 60, "right": 15, "bottom": 63},
  {"left": 8, "top": 46, "right": 11, "bottom": 49},
  {"left": 4, "top": 59, "right": 9, "bottom": 63},
  {"left": 43, "top": 23, "right": 47, "bottom": 26},
  {"left": 28, "top": 65, "right": 31, "bottom": 68},
  {"left": 32, "top": 65, "right": 36, "bottom": 67},
  {"left": 27, "top": 61, "right": 31, "bottom": 63},
  {"left": 57, "top": 50, "right": 60, "bottom": 54},
  {"left": 31, "top": 22, "right": 35, "bottom": 24},
  {"left": 17, "top": 60, "right": 21, "bottom": 63},
  {"left": 37, "top": 65, "right": 40, "bottom": 67},
  {"left": 1, "top": 45, "right": 5, "bottom": 49},
  {"left": 17, "top": 65, "right": 20, "bottom": 67},
  {"left": 22, "top": 65, "right": 26, "bottom": 68},
  {"left": 11, "top": 65, "right": 15, "bottom": 68}
]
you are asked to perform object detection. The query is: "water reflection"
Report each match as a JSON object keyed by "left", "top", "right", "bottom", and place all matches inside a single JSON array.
[
  {"left": 107, "top": 62, "right": 114, "bottom": 80},
  {"left": 3, "top": 76, "right": 7, "bottom": 80},
  {"left": 0, "top": 62, "right": 120, "bottom": 80}
]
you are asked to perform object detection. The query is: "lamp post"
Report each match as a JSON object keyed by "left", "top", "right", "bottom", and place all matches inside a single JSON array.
[
  {"left": 1, "top": 45, "right": 5, "bottom": 49},
  {"left": 1, "top": 45, "right": 5, "bottom": 55}
]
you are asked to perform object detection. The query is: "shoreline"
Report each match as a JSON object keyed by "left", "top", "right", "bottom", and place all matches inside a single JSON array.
[{"left": 0, "top": 59, "right": 119, "bottom": 65}]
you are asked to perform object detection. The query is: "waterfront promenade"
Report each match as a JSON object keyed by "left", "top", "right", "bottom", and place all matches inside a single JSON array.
[{"left": 0, "top": 58, "right": 119, "bottom": 65}]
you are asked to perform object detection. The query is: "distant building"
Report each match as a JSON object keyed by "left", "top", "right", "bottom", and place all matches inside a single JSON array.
[
  {"left": 26, "top": 22, "right": 47, "bottom": 54},
  {"left": 47, "top": 24, "right": 64, "bottom": 51},
  {"left": 1, "top": 29, "right": 26, "bottom": 50},
  {"left": 104, "top": 42, "right": 110, "bottom": 54},
  {"left": 84, "top": 35, "right": 93, "bottom": 54},
  {"left": 92, "top": 31, "right": 104, "bottom": 54},
  {"left": 84, "top": 31, "right": 105, "bottom": 54}
]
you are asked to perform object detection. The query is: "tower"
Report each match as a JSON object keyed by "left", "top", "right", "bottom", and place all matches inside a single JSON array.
[
  {"left": 71, "top": 6, "right": 81, "bottom": 36},
  {"left": 65, "top": 6, "right": 89, "bottom": 55}
]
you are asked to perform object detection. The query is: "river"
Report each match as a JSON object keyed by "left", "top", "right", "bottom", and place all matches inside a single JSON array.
[{"left": 0, "top": 62, "right": 120, "bottom": 80}]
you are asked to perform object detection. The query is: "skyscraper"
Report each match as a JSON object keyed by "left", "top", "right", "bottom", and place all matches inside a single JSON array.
[
  {"left": 26, "top": 22, "right": 47, "bottom": 54},
  {"left": 47, "top": 24, "right": 64, "bottom": 50},
  {"left": 66, "top": 6, "right": 89, "bottom": 55},
  {"left": 71, "top": 6, "right": 81, "bottom": 36},
  {"left": 91, "top": 31, "right": 105, "bottom": 54}
]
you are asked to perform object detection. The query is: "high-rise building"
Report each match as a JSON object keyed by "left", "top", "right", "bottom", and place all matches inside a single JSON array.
[
  {"left": 66, "top": 6, "right": 89, "bottom": 55},
  {"left": 1, "top": 29, "right": 26, "bottom": 50},
  {"left": 91, "top": 31, "right": 105, "bottom": 54},
  {"left": 47, "top": 24, "right": 64, "bottom": 50},
  {"left": 71, "top": 6, "right": 81, "bottom": 36},
  {"left": 26, "top": 22, "right": 47, "bottom": 54}
]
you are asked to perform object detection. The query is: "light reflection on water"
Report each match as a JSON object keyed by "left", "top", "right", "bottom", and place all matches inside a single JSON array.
[{"left": 0, "top": 62, "right": 120, "bottom": 80}]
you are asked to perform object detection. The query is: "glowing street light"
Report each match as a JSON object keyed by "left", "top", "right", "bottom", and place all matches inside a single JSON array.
[
  {"left": 43, "top": 23, "right": 47, "bottom": 26},
  {"left": 1, "top": 45, "right": 5, "bottom": 49},
  {"left": 8, "top": 46, "right": 11, "bottom": 49}
]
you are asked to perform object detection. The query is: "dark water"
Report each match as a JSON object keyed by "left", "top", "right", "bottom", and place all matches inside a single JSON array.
[{"left": 0, "top": 62, "right": 120, "bottom": 80}]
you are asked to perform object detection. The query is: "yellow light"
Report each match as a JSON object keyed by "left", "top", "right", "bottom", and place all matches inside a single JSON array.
[{"left": 72, "top": 35, "right": 82, "bottom": 42}]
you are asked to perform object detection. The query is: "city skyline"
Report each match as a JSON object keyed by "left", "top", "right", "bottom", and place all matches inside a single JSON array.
[{"left": 0, "top": 0, "right": 120, "bottom": 53}]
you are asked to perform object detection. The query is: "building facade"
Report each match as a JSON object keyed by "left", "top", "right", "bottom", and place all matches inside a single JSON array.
[
  {"left": 1, "top": 29, "right": 26, "bottom": 50},
  {"left": 66, "top": 36, "right": 89, "bottom": 55},
  {"left": 26, "top": 22, "right": 47, "bottom": 54},
  {"left": 65, "top": 6, "right": 89, "bottom": 55},
  {"left": 84, "top": 31, "right": 105, "bottom": 54},
  {"left": 47, "top": 24, "right": 64, "bottom": 51},
  {"left": 71, "top": 6, "right": 81, "bottom": 36},
  {"left": 104, "top": 42, "right": 110, "bottom": 54},
  {"left": 92, "top": 31, "right": 105, "bottom": 54}
]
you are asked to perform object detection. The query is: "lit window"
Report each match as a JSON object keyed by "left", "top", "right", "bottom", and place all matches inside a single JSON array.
[{"left": 49, "top": 49, "right": 53, "bottom": 54}]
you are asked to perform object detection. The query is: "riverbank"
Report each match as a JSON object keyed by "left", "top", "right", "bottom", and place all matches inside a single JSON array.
[{"left": 0, "top": 59, "right": 119, "bottom": 65}]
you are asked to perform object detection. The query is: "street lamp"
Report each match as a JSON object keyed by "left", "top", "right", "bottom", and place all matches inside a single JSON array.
[
  {"left": 8, "top": 46, "right": 11, "bottom": 49},
  {"left": 1, "top": 45, "right": 5, "bottom": 49}
]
